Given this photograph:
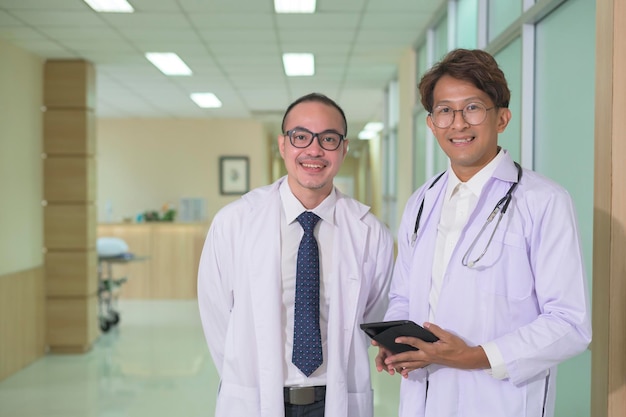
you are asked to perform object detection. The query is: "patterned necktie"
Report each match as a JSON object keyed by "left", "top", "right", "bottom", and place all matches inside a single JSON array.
[{"left": 292, "top": 211, "right": 322, "bottom": 376}]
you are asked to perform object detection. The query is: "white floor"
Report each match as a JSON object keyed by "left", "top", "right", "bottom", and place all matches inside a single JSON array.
[{"left": 0, "top": 300, "right": 400, "bottom": 417}]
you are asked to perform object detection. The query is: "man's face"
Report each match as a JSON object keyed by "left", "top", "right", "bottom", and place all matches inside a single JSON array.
[
  {"left": 427, "top": 75, "right": 511, "bottom": 181},
  {"left": 278, "top": 101, "right": 348, "bottom": 203}
]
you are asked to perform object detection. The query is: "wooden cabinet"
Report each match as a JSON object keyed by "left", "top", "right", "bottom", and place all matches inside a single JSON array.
[{"left": 97, "top": 223, "right": 208, "bottom": 299}]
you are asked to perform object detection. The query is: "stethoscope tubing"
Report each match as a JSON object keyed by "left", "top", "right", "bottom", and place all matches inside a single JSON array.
[{"left": 411, "top": 162, "right": 523, "bottom": 268}]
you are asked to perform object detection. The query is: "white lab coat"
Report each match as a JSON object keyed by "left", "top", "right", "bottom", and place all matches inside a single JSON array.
[
  {"left": 198, "top": 177, "right": 394, "bottom": 417},
  {"left": 385, "top": 152, "right": 591, "bottom": 417}
]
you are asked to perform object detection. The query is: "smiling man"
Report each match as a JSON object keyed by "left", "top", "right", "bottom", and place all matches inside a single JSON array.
[
  {"left": 198, "top": 93, "right": 394, "bottom": 417},
  {"left": 373, "top": 49, "right": 591, "bottom": 417}
]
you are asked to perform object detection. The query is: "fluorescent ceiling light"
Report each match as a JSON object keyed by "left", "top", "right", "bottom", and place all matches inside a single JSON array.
[
  {"left": 190, "top": 93, "right": 222, "bottom": 109},
  {"left": 145, "top": 53, "right": 192, "bottom": 76},
  {"left": 274, "top": 0, "right": 316, "bottom": 13},
  {"left": 358, "top": 130, "right": 378, "bottom": 140},
  {"left": 282, "top": 53, "right": 315, "bottom": 76},
  {"left": 358, "top": 121, "right": 384, "bottom": 140},
  {"left": 364, "top": 122, "right": 384, "bottom": 132},
  {"left": 83, "top": 0, "right": 134, "bottom": 13}
]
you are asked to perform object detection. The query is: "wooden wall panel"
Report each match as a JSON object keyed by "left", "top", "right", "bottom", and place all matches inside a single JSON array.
[
  {"left": 592, "top": 0, "right": 626, "bottom": 415},
  {"left": 44, "top": 156, "right": 96, "bottom": 202},
  {"left": 43, "top": 110, "right": 95, "bottom": 155},
  {"left": 44, "top": 204, "right": 96, "bottom": 249},
  {"left": 43, "top": 60, "right": 95, "bottom": 109},
  {"left": 0, "top": 267, "right": 45, "bottom": 381},
  {"left": 45, "top": 251, "right": 97, "bottom": 297},
  {"left": 46, "top": 294, "right": 98, "bottom": 353},
  {"left": 151, "top": 226, "right": 196, "bottom": 299},
  {"left": 192, "top": 223, "right": 208, "bottom": 285},
  {"left": 46, "top": 295, "right": 98, "bottom": 353}
]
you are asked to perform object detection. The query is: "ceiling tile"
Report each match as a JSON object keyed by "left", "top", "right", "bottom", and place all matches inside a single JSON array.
[
  {"left": 10, "top": 10, "right": 105, "bottom": 26},
  {"left": 0, "top": 0, "right": 447, "bottom": 120}
]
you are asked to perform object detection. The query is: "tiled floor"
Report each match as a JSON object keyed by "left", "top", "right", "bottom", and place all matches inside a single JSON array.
[{"left": 0, "top": 300, "right": 400, "bottom": 417}]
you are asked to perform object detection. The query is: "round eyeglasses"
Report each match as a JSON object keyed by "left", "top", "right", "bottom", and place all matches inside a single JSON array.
[
  {"left": 429, "top": 103, "right": 495, "bottom": 129},
  {"left": 284, "top": 127, "right": 345, "bottom": 151}
]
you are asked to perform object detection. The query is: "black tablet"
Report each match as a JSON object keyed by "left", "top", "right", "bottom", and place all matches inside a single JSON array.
[{"left": 360, "top": 320, "right": 439, "bottom": 354}]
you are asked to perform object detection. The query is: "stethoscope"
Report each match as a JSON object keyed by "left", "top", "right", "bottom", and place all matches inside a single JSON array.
[{"left": 411, "top": 162, "right": 523, "bottom": 268}]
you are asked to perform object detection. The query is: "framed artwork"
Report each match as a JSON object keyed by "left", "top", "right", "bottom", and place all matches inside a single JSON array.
[{"left": 219, "top": 156, "right": 249, "bottom": 195}]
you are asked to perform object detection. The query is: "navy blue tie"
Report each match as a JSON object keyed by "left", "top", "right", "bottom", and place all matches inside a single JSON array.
[{"left": 292, "top": 211, "right": 322, "bottom": 376}]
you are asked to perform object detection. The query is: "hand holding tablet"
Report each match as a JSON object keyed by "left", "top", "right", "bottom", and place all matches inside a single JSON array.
[{"left": 360, "top": 320, "right": 439, "bottom": 354}]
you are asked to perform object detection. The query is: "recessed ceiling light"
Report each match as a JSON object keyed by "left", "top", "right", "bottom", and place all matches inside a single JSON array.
[
  {"left": 358, "top": 122, "right": 384, "bottom": 140},
  {"left": 358, "top": 130, "right": 378, "bottom": 140},
  {"left": 282, "top": 53, "right": 315, "bottom": 77},
  {"left": 364, "top": 122, "right": 384, "bottom": 132},
  {"left": 83, "top": 0, "right": 134, "bottom": 13},
  {"left": 274, "top": 0, "right": 316, "bottom": 13},
  {"left": 145, "top": 53, "right": 192, "bottom": 76},
  {"left": 190, "top": 93, "right": 222, "bottom": 109}
]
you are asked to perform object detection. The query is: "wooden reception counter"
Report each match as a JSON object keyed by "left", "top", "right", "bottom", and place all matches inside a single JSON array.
[{"left": 97, "top": 222, "right": 209, "bottom": 299}]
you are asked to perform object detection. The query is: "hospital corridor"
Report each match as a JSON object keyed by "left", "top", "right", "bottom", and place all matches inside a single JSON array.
[
  {"left": 1, "top": 0, "right": 622, "bottom": 416},
  {"left": 0, "top": 300, "right": 400, "bottom": 417}
]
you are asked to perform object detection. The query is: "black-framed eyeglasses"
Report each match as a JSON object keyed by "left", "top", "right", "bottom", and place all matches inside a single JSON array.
[
  {"left": 284, "top": 127, "right": 345, "bottom": 151},
  {"left": 429, "top": 103, "right": 495, "bottom": 128}
]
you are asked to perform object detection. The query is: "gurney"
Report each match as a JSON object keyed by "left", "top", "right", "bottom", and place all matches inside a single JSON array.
[{"left": 97, "top": 237, "right": 147, "bottom": 332}]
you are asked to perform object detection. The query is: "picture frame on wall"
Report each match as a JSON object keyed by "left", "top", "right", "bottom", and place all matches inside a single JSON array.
[{"left": 219, "top": 156, "right": 249, "bottom": 195}]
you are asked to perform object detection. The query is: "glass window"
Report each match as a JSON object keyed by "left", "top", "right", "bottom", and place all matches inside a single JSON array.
[
  {"left": 434, "top": 15, "right": 449, "bottom": 61},
  {"left": 383, "top": 80, "right": 399, "bottom": 233},
  {"left": 433, "top": 140, "right": 449, "bottom": 174},
  {"left": 415, "top": 42, "right": 429, "bottom": 121},
  {"left": 488, "top": 0, "right": 522, "bottom": 42},
  {"left": 432, "top": 15, "right": 450, "bottom": 173},
  {"left": 457, "top": 0, "right": 478, "bottom": 48},
  {"left": 413, "top": 110, "right": 428, "bottom": 189},
  {"left": 494, "top": 37, "right": 523, "bottom": 164},
  {"left": 534, "top": 0, "right": 595, "bottom": 413}
]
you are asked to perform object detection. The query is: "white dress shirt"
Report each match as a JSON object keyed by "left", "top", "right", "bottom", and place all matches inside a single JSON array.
[
  {"left": 429, "top": 150, "right": 508, "bottom": 379},
  {"left": 279, "top": 180, "right": 335, "bottom": 387}
]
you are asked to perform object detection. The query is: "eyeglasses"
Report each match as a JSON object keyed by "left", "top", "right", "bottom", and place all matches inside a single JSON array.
[
  {"left": 429, "top": 103, "right": 495, "bottom": 128},
  {"left": 284, "top": 127, "right": 345, "bottom": 151}
]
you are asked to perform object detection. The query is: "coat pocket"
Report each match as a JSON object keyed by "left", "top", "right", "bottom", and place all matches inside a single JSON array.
[
  {"left": 215, "top": 382, "right": 260, "bottom": 416},
  {"left": 472, "top": 229, "right": 533, "bottom": 300},
  {"left": 347, "top": 389, "right": 374, "bottom": 417}
]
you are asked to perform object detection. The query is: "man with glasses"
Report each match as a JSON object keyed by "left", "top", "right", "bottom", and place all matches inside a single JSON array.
[
  {"left": 198, "top": 93, "right": 394, "bottom": 417},
  {"left": 373, "top": 49, "right": 591, "bottom": 417}
]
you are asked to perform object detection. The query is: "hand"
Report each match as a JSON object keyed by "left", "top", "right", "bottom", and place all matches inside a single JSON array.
[
  {"left": 383, "top": 322, "right": 490, "bottom": 378},
  {"left": 372, "top": 340, "right": 402, "bottom": 376}
]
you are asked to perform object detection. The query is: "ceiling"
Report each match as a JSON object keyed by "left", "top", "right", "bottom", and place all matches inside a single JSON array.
[{"left": 0, "top": 0, "right": 445, "bottom": 137}]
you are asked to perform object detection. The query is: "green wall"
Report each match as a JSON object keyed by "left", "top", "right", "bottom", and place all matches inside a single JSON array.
[{"left": 534, "top": 0, "right": 595, "bottom": 414}]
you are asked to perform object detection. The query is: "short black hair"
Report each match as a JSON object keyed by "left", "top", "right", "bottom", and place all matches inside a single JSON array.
[{"left": 281, "top": 92, "right": 348, "bottom": 136}]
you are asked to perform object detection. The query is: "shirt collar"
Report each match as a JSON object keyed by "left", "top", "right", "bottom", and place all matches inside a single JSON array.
[
  {"left": 279, "top": 179, "right": 336, "bottom": 226},
  {"left": 445, "top": 148, "right": 506, "bottom": 199}
]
